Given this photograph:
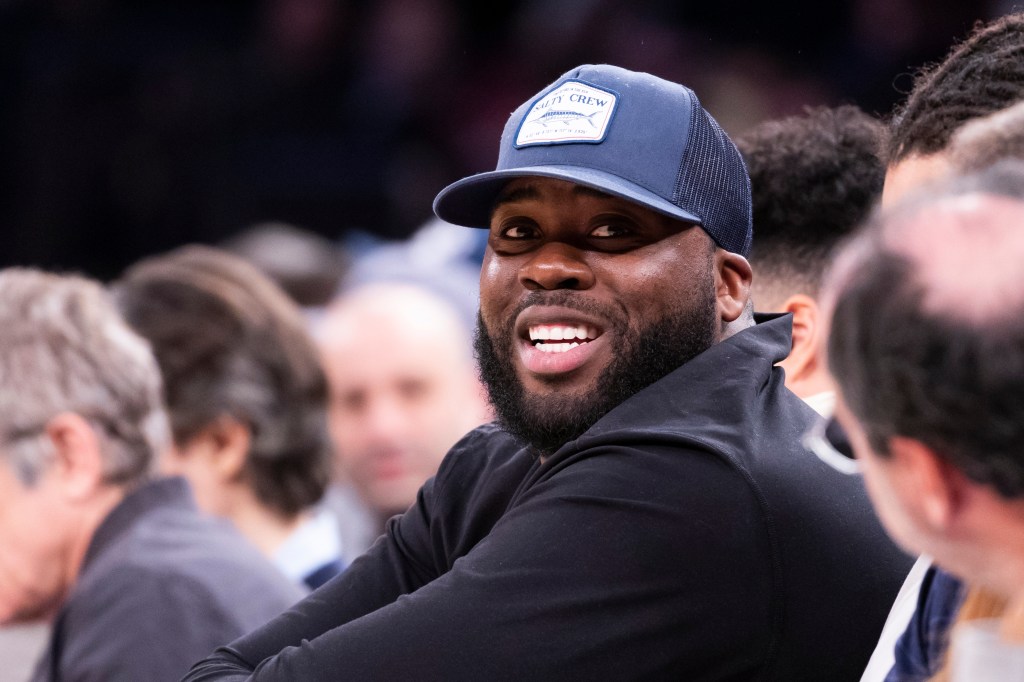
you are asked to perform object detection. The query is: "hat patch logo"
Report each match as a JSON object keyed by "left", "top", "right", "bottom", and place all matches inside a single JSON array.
[{"left": 515, "top": 80, "right": 617, "bottom": 147}]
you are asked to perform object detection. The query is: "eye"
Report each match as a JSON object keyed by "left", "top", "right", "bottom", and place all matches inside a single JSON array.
[
  {"left": 397, "top": 378, "right": 430, "bottom": 403},
  {"left": 499, "top": 223, "right": 540, "bottom": 240},
  {"left": 590, "top": 223, "right": 631, "bottom": 238},
  {"left": 335, "top": 389, "right": 366, "bottom": 413}
]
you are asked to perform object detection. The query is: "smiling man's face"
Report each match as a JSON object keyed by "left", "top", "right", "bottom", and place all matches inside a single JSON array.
[{"left": 475, "top": 177, "right": 722, "bottom": 454}]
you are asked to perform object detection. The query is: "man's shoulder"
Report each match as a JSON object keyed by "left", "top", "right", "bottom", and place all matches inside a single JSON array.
[
  {"left": 421, "top": 423, "right": 538, "bottom": 543},
  {"left": 584, "top": 347, "right": 814, "bottom": 470},
  {"left": 436, "top": 422, "right": 534, "bottom": 487},
  {"left": 76, "top": 489, "right": 302, "bottom": 623},
  {"left": 56, "top": 522, "right": 299, "bottom": 682}
]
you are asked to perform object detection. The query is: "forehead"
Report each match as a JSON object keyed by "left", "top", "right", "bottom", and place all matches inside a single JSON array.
[
  {"left": 328, "top": 333, "right": 461, "bottom": 385},
  {"left": 489, "top": 177, "right": 708, "bottom": 245},
  {"left": 492, "top": 177, "right": 673, "bottom": 219},
  {"left": 495, "top": 177, "right": 615, "bottom": 203},
  {"left": 882, "top": 153, "right": 953, "bottom": 207},
  {"left": 321, "top": 297, "right": 471, "bottom": 382},
  {"left": 487, "top": 176, "right": 713, "bottom": 261}
]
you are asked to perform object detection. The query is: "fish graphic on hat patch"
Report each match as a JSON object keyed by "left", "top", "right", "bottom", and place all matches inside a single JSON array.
[
  {"left": 533, "top": 110, "right": 600, "bottom": 128},
  {"left": 515, "top": 80, "right": 618, "bottom": 147}
]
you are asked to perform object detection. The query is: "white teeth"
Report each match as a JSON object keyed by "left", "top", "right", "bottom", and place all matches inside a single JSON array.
[{"left": 528, "top": 324, "right": 600, "bottom": 342}]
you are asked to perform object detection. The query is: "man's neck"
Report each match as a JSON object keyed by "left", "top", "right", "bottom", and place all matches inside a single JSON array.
[
  {"left": 227, "top": 490, "right": 304, "bottom": 558},
  {"left": 720, "top": 314, "right": 755, "bottom": 342},
  {"left": 61, "top": 484, "right": 127, "bottom": 616}
]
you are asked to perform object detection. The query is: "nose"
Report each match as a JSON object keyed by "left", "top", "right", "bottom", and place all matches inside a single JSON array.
[
  {"left": 518, "top": 242, "right": 595, "bottom": 291},
  {"left": 362, "top": 395, "right": 409, "bottom": 444}
]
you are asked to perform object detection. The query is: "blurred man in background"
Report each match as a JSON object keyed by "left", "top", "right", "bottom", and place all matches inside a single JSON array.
[
  {"left": 316, "top": 282, "right": 491, "bottom": 561},
  {"left": 823, "top": 163, "right": 1024, "bottom": 678},
  {"left": 0, "top": 268, "right": 300, "bottom": 682},
  {"left": 871, "top": 13, "right": 1024, "bottom": 680},
  {"left": 115, "top": 246, "right": 343, "bottom": 589}
]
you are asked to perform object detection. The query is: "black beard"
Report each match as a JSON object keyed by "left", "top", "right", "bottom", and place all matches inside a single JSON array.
[{"left": 475, "top": 280, "right": 718, "bottom": 457}]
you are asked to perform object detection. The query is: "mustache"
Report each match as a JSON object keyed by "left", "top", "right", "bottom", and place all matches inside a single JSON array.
[{"left": 507, "top": 290, "right": 629, "bottom": 330}]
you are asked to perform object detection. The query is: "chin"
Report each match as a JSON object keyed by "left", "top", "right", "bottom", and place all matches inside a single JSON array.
[{"left": 368, "top": 487, "right": 419, "bottom": 517}]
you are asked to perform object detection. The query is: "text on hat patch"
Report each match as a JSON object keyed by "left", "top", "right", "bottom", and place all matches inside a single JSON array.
[{"left": 515, "top": 80, "right": 618, "bottom": 148}]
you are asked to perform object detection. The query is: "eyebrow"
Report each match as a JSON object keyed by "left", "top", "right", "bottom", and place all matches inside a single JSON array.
[
  {"left": 572, "top": 185, "right": 615, "bottom": 200},
  {"left": 492, "top": 182, "right": 615, "bottom": 209},
  {"left": 493, "top": 185, "right": 539, "bottom": 207}
]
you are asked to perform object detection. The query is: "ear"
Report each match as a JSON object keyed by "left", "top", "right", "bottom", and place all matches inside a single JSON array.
[
  {"left": 776, "top": 295, "right": 820, "bottom": 382},
  {"left": 44, "top": 412, "right": 107, "bottom": 501},
  {"left": 887, "top": 436, "right": 966, "bottom": 530},
  {"left": 191, "top": 416, "right": 252, "bottom": 483},
  {"left": 714, "top": 250, "right": 752, "bottom": 324}
]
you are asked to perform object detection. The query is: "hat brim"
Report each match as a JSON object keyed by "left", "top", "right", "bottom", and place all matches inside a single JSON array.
[{"left": 432, "top": 165, "right": 703, "bottom": 229}]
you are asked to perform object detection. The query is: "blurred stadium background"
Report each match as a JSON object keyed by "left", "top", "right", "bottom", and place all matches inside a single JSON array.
[{"left": 0, "top": 0, "right": 1010, "bottom": 278}]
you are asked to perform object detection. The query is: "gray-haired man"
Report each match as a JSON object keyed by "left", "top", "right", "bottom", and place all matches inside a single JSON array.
[{"left": 0, "top": 269, "right": 302, "bottom": 682}]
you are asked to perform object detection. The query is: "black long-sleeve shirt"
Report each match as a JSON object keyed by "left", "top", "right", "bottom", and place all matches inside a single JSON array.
[{"left": 184, "top": 315, "right": 912, "bottom": 681}]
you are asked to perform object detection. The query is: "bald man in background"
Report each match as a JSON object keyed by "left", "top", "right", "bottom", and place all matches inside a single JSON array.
[{"left": 316, "top": 283, "right": 492, "bottom": 561}]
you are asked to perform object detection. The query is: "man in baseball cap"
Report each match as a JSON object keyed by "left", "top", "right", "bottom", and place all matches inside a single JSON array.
[{"left": 187, "top": 65, "right": 910, "bottom": 681}]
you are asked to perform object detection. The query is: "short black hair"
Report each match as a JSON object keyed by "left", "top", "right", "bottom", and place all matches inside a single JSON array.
[
  {"left": 114, "top": 245, "right": 332, "bottom": 518},
  {"left": 738, "top": 105, "right": 884, "bottom": 309},
  {"left": 886, "top": 12, "right": 1024, "bottom": 165},
  {"left": 827, "top": 162, "right": 1024, "bottom": 498}
]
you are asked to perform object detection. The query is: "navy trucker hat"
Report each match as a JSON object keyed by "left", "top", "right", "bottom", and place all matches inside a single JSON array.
[{"left": 433, "top": 64, "right": 753, "bottom": 256}]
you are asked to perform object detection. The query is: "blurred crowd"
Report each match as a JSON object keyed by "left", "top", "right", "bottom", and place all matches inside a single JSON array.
[
  {"left": 4, "top": 3, "right": 1024, "bottom": 682},
  {"left": 0, "top": 0, "right": 1010, "bottom": 278}
]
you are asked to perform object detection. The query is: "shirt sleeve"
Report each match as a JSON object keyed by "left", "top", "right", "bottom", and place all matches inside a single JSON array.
[
  {"left": 183, "top": 442, "right": 775, "bottom": 681},
  {"left": 182, "top": 430, "right": 466, "bottom": 682}
]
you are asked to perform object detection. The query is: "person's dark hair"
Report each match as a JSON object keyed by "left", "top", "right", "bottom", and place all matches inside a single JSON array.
[
  {"left": 885, "top": 12, "right": 1024, "bottom": 165},
  {"left": 113, "top": 245, "right": 332, "bottom": 517},
  {"left": 738, "top": 105, "right": 884, "bottom": 308},
  {"left": 827, "top": 162, "right": 1024, "bottom": 499}
]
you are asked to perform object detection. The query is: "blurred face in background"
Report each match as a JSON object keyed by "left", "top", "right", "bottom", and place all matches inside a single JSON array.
[
  {"left": 318, "top": 285, "right": 490, "bottom": 519},
  {"left": 0, "top": 458, "right": 70, "bottom": 624}
]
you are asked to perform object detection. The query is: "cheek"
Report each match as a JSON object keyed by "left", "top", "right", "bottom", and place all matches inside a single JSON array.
[
  {"left": 328, "top": 404, "right": 359, "bottom": 441},
  {"left": 0, "top": 506, "right": 66, "bottom": 621},
  {"left": 479, "top": 251, "right": 499, "bottom": 287},
  {"left": 596, "top": 257, "right": 708, "bottom": 324},
  {"left": 479, "top": 252, "right": 512, "bottom": 320}
]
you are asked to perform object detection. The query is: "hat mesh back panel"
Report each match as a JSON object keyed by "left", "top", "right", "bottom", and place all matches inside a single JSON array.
[{"left": 672, "top": 92, "right": 753, "bottom": 255}]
